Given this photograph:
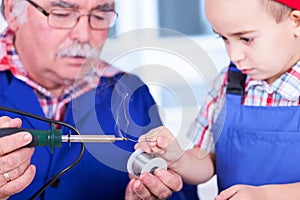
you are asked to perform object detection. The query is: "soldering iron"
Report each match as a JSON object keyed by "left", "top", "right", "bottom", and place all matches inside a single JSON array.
[{"left": 0, "top": 124, "right": 128, "bottom": 153}]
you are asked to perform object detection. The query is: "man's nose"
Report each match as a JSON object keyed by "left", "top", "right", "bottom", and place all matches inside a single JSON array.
[{"left": 69, "top": 15, "right": 91, "bottom": 43}]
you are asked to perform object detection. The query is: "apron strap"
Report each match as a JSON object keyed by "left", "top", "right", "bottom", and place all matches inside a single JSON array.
[{"left": 226, "top": 62, "right": 246, "bottom": 96}]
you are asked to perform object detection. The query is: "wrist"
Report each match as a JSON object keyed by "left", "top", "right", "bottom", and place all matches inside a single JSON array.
[
  {"left": 259, "top": 183, "right": 300, "bottom": 200},
  {"left": 166, "top": 150, "right": 186, "bottom": 171}
]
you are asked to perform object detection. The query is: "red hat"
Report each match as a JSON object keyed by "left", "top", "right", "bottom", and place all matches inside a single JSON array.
[{"left": 275, "top": 0, "right": 300, "bottom": 10}]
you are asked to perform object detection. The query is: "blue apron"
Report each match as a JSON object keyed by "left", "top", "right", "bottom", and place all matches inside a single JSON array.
[{"left": 213, "top": 63, "right": 300, "bottom": 192}]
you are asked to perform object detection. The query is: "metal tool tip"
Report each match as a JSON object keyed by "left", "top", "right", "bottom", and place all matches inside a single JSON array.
[{"left": 114, "top": 137, "right": 129, "bottom": 141}]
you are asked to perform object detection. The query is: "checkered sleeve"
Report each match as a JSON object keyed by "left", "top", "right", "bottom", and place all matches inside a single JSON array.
[{"left": 187, "top": 67, "right": 228, "bottom": 153}]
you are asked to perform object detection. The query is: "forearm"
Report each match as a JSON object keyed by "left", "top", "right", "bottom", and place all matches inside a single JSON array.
[
  {"left": 261, "top": 182, "right": 300, "bottom": 200},
  {"left": 168, "top": 147, "right": 215, "bottom": 185}
]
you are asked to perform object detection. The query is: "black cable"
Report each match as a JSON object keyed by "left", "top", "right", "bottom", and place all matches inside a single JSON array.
[{"left": 0, "top": 106, "right": 85, "bottom": 200}]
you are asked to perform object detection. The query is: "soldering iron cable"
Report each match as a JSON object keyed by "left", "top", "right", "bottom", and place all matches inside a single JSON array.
[{"left": 0, "top": 106, "right": 85, "bottom": 200}]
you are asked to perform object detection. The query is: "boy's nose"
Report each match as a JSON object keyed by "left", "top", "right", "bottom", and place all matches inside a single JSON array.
[{"left": 227, "top": 45, "right": 246, "bottom": 64}]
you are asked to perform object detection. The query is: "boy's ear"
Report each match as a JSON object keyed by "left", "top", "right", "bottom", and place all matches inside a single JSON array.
[
  {"left": 4, "top": 0, "right": 19, "bottom": 31},
  {"left": 290, "top": 10, "right": 300, "bottom": 36}
]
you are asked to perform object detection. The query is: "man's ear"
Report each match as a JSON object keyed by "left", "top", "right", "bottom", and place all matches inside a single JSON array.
[
  {"left": 290, "top": 10, "right": 300, "bottom": 37},
  {"left": 4, "top": 0, "right": 19, "bottom": 31}
]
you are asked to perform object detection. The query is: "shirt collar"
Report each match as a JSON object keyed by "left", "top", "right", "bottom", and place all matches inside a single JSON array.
[
  {"left": 0, "top": 28, "right": 26, "bottom": 74},
  {"left": 245, "top": 61, "right": 300, "bottom": 101}
]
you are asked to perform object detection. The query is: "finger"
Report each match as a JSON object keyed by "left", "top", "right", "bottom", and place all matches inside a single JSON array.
[
  {"left": 144, "top": 126, "right": 165, "bottom": 143},
  {"left": 134, "top": 143, "right": 140, "bottom": 150},
  {"left": 154, "top": 169, "right": 182, "bottom": 192},
  {"left": 156, "top": 135, "right": 168, "bottom": 149},
  {"left": 125, "top": 179, "right": 145, "bottom": 200},
  {"left": 7, "top": 118, "right": 22, "bottom": 128},
  {"left": 0, "top": 132, "right": 32, "bottom": 156},
  {"left": 0, "top": 160, "right": 31, "bottom": 187},
  {"left": 150, "top": 127, "right": 175, "bottom": 155},
  {"left": 0, "top": 116, "right": 12, "bottom": 127},
  {"left": 139, "top": 127, "right": 168, "bottom": 154},
  {"left": 139, "top": 172, "right": 172, "bottom": 199},
  {"left": 0, "top": 165, "right": 36, "bottom": 198},
  {"left": 147, "top": 126, "right": 164, "bottom": 138},
  {"left": 217, "top": 185, "right": 239, "bottom": 200},
  {"left": 0, "top": 117, "right": 22, "bottom": 128},
  {"left": 138, "top": 134, "right": 156, "bottom": 154},
  {"left": 0, "top": 148, "right": 34, "bottom": 173},
  {"left": 156, "top": 128, "right": 174, "bottom": 149},
  {"left": 132, "top": 178, "right": 153, "bottom": 200}
]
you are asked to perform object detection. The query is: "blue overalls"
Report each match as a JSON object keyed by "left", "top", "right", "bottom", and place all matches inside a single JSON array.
[
  {"left": 213, "top": 63, "right": 300, "bottom": 192},
  {"left": 0, "top": 70, "right": 198, "bottom": 200}
]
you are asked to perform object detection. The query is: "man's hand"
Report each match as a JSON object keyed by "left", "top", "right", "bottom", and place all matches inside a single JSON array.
[
  {"left": 0, "top": 116, "right": 36, "bottom": 199},
  {"left": 125, "top": 169, "right": 183, "bottom": 200}
]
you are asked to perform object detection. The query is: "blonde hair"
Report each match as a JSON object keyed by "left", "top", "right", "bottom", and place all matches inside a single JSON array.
[{"left": 260, "top": 0, "right": 293, "bottom": 22}]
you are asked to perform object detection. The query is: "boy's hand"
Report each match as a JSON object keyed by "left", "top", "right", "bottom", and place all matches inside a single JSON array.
[
  {"left": 135, "top": 126, "right": 184, "bottom": 163},
  {"left": 215, "top": 184, "right": 267, "bottom": 200}
]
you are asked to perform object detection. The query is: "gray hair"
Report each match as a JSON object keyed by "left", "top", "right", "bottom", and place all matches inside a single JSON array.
[
  {"left": 1, "top": 0, "right": 29, "bottom": 24},
  {"left": 1, "top": 0, "right": 4, "bottom": 18}
]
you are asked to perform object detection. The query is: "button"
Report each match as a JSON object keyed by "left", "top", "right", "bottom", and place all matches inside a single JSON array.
[
  {"left": 50, "top": 178, "right": 60, "bottom": 188},
  {"left": 266, "top": 86, "right": 273, "bottom": 94}
]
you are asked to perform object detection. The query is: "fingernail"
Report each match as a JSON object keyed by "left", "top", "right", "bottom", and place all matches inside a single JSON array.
[
  {"left": 31, "top": 165, "right": 36, "bottom": 173},
  {"left": 133, "top": 179, "right": 141, "bottom": 188},
  {"left": 23, "top": 133, "right": 32, "bottom": 142},
  {"left": 155, "top": 169, "right": 163, "bottom": 177},
  {"left": 149, "top": 142, "right": 156, "bottom": 147},
  {"left": 140, "top": 173, "right": 150, "bottom": 184},
  {"left": 159, "top": 150, "right": 165, "bottom": 155}
]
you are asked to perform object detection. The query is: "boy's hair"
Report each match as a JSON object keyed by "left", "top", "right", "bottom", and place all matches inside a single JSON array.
[{"left": 260, "top": 0, "right": 293, "bottom": 22}]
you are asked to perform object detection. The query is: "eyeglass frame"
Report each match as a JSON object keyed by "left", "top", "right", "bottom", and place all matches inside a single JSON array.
[{"left": 24, "top": 0, "right": 118, "bottom": 30}]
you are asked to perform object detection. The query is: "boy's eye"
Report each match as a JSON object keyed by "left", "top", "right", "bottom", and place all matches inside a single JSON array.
[
  {"left": 217, "top": 34, "right": 228, "bottom": 41},
  {"left": 240, "top": 37, "right": 253, "bottom": 43}
]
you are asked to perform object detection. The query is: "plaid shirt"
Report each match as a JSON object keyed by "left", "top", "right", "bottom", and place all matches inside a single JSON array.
[
  {"left": 0, "top": 28, "right": 119, "bottom": 122},
  {"left": 188, "top": 61, "right": 300, "bottom": 153}
]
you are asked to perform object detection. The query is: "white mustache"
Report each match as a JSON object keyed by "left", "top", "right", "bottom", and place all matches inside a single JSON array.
[{"left": 56, "top": 42, "right": 100, "bottom": 58}]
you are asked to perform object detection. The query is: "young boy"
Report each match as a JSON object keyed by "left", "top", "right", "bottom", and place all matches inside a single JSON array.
[{"left": 136, "top": 0, "right": 300, "bottom": 199}]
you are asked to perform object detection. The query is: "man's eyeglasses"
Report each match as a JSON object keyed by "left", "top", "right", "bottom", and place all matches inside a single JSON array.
[{"left": 25, "top": 0, "right": 118, "bottom": 30}]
